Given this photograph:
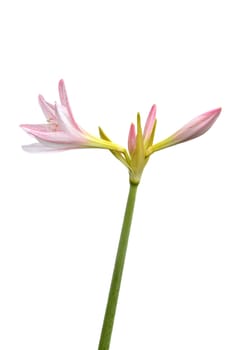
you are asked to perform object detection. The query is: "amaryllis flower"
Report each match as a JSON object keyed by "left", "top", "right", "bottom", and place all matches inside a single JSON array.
[
  {"left": 100, "top": 105, "right": 221, "bottom": 184},
  {"left": 21, "top": 79, "right": 221, "bottom": 184},
  {"left": 20, "top": 80, "right": 124, "bottom": 153}
]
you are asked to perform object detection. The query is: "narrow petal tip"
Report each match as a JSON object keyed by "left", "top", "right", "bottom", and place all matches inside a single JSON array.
[
  {"left": 204, "top": 107, "right": 222, "bottom": 121},
  {"left": 128, "top": 123, "right": 136, "bottom": 154},
  {"left": 59, "top": 79, "right": 65, "bottom": 87},
  {"left": 20, "top": 124, "right": 31, "bottom": 132},
  {"left": 143, "top": 104, "right": 157, "bottom": 141}
]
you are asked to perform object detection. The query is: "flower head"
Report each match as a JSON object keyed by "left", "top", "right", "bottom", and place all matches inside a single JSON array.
[
  {"left": 126, "top": 105, "right": 157, "bottom": 183},
  {"left": 100, "top": 105, "right": 221, "bottom": 184},
  {"left": 21, "top": 80, "right": 221, "bottom": 184},
  {"left": 20, "top": 80, "right": 124, "bottom": 153}
]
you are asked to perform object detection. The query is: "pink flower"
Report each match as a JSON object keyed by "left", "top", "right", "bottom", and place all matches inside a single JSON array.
[
  {"left": 21, "top": 80, "right": 124, "bottom": 153},
  {"left": 148, "top": 107, "right": 221, "bottom": 154},
  {"left": 21, "top": 79, "right": 221, "bottom": 184},
  {"left": 123, "top": 105, "right": 221, "bottom": 183},
  {"left": 99, "top": 104, "right": 221, "bottom": 183}
]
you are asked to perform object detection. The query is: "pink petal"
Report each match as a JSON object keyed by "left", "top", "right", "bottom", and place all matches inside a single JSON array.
[
  {"left": 21, "top": 123, "right": 58, "bottom": 132},
  {"left": 38, "top": 95, "right": 57, "bottom": 122},
  {"left": 54, "top": 103, "right": 88, "bottom": 141},
  {"left": 172, "top": 108, "right": 221, "bottom": 144},
  {"left": 149, "top": 107, "right": 221, "bottom": 154},
  {"left": 143, "top": 104, "right": 156, "bottom": 141},
  {"left": 128, "top": 123, "right": 136, "bottom": 154},
  {"left": 22, "top": 142, "right": 76, "bottom": 152},
  {"left": 58, "top": 80, "right": 82, "bottom": 131},
  {"left": 20, "top": 123, "right": 80, "bottom": 143}
]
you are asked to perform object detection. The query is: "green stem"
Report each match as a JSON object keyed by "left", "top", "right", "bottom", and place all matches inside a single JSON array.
[{"left": 98, "top": 182, "right": 139, "bottom": 350}]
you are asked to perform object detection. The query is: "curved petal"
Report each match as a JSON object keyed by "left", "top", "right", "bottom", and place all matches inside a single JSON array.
[
  {"left": 58, "top": 79, "right": 82, "bottom": 131},
  {"left": 171, "top": 108, "right": 221, "bottom": 143},
  {"left": 21, "top": 123, "right": 58, "bottom": 132},
  {"left": 38, "top": 95, "right": 57, "bottom": 122},
  {"left": 148, "top": 107, "right": 221, "bottom": 154},
  {"left": 54, "top": 103, "right": 86, "bottom": 139},
  {"left": 20, "top": 123, "right": 80, "bottom": 143},
  {"left": 22, "top": 142, "right": 76, "bottom": 152}
]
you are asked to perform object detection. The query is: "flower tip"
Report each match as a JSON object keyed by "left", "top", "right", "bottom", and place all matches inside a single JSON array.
[
  {"left": 143, "top": 104, "right": 157, "bottom": 141},
  {"left": 200, "top": 107, "right": 222, "bottom": 129},
  {"left": 169, "top": 106, "right": 222, "bottom": 145},
  {"left": 38, "top": 94, "right": 45, "bottom": 104},
  {"left": 129, "top": 123, "right": 136, "bottom": 135},
  {"left": 151, "top": 104, "right": 157, "bottom": 113},
  {"left": 59, "top": 79, "right": 65, "bottom": 87},
  {"left": 207, "top": 107, "right": 222, "bottom": 118},
  {"left": 58, "top": 79, "right": 66, "bottom": 97},
  {"left": 128, "top": 123, "right": 136, "bottom": 154},
  {"left": 20, "top": 124, "right": 28, "bottom": 131}
]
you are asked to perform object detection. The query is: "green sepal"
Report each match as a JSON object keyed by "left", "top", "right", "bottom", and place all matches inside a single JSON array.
[{"left": 99, "top": 127, "right": 131, "bottom": 169}]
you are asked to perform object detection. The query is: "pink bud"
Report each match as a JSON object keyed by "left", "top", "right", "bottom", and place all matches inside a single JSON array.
[
  {"left": 171, "top": 108, "right": 221, "bottom": 144},
  {"left": 128, "top": 123, "right": 136, "bottom": 155},
  {"left": 143, "top": 104, "right": 156, "bottom": 142}
]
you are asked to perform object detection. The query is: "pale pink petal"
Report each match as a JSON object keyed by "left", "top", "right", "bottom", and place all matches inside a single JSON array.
[
  {"left": 143, "top": 104, "right": 156, "bottom": 141},
  {"left": 22, "top": 143, "right": 75, "bottom": 152},
  {"left": 21, "top": 123, "right": 58, "bottom": 132},
  {"left": 54, "top": 103, "right": 87, "bottom": 140},
  {"left": 128, "top": 123, "right": 136, "bottom": 154},
  {"left": 38, "top": 95, "right": 57, "bottom": 122},
  {"left": 20, "top": 124, "right": 78, "bottom": 143},
  {"left": 171, "top": 108, "right": 221, "bottom": 144},
  {"left": 150, "top": 107, "right": 221, "bottom": 154},
  {"left": 58, "top": 79, "right": 82, "bottom": 131}
]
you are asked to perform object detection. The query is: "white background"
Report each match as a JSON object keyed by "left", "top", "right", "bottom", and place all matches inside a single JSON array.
[{"left": 0, "top": 0, "right": 232, "bottom": 349}]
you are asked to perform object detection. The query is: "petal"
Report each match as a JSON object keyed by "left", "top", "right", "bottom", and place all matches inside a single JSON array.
[
  {"left": 55, "top": 105, "right": 116, "bottom": 148},
  {"left": 58, "top": 79, "right": 82, "bottom": 131},
  {"left": 171, "top": 108, "right": 221, "bottom": 143},
  {"left": 129, "top": 113, "right": 147, "bottom": 184},
  {"left": 21, "top": 123, "right": 58, "bottom": 132},
  {"left": 128, "top": 123, "right": 136, "bottom": 154},
  {"left": 22, "top": 142, "right": 75, "bottom": 152},
  {"left": 38, "top": 95, "right": 57, "bottom": 122},
  {"left": 132, "top": 113, "right": 144, "bottom": 166},
  {"left": 20, "top": 123, "right": 80, "bottom": 143},
  {"left": 148, "top": 107, "right": 221, "bottom": 154},
  {"left": 54, "top": 103, "right": 88, "bottom": 141},
  {"left": 143, "top": 104, "right": 156, "bottom": 141}
]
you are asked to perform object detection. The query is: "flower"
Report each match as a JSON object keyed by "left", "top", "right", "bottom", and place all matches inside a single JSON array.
[
  {"left": 21, "top": 80, "right": 221, "bottom": 184},
  {"left": 100, "top": 105, "right": 221, "bottom": 184},
  {"left": 20, "top": 80, "right": 124, "bottom": 153},
  {"left": 147, "top": 107, "right": 221, "bottom": 154}
]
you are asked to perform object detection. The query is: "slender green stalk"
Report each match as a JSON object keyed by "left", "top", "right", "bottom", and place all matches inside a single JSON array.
[{"left": 98, "top": 182, "right": 139, "bottom": 350}]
